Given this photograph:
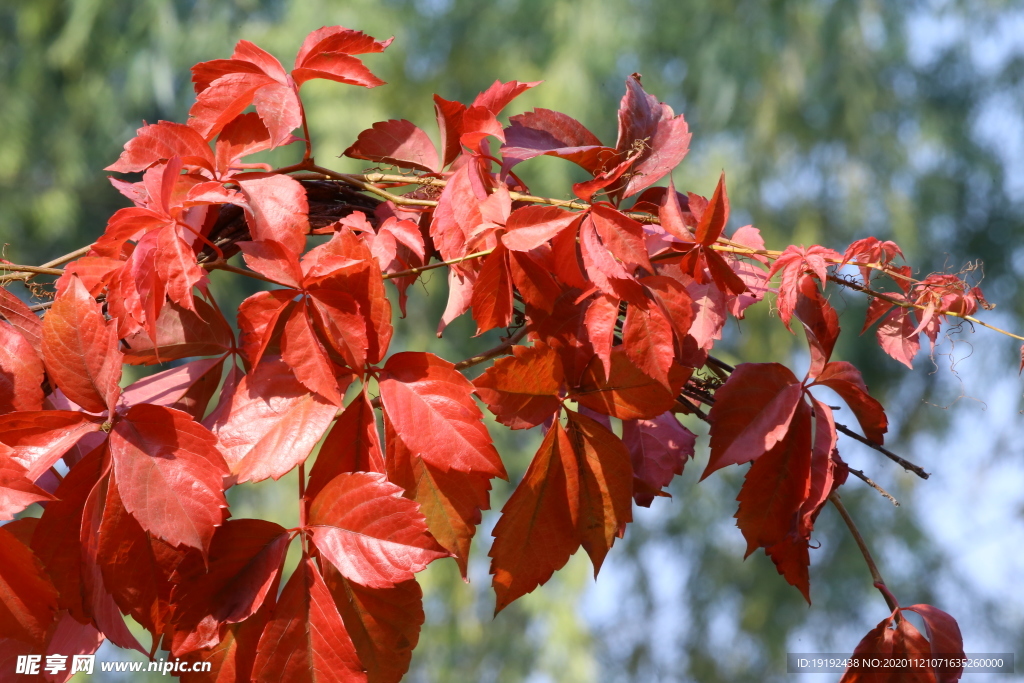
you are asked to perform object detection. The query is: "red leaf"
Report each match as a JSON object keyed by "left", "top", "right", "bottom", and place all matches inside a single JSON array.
[
  {"left": 579, "top": 215, "right": 647, "bottom": 304},
  {"left": 0, "top": 287, "right": 43, "bottom": 355},
  {"left": 615, "top": 74, "right": 692, "bottom": 198},
  {"left": 169, "top": 519, "right": 290, "bottom": 655},
  {"left": 470, "top": 245, "right": 514, "bottom": 335},
  {"left": 250, "top": 557, "right": 364, "bottom": 683},
  {"left": 42, "top": 275, "right": 122, "bottom": 414},
  {"left": 686, "top": 278, "right": 727, "bottom": 352},
  {"left": 122, "top": 298, "right": 234, "bottom": 365},
  {"left": 306, "top": 391, "right": 385, "bottom": 502},
  {"left": 110, "top": 404, "right": 229, "bottom": 554},
  {"left": 501, "top": 108, "right": 614, "bottom": 174},
  {"left": 693, "top": 172, "right": 729, "bottom": 246},
  {"left": 238, "top": 239, "right": 304, "bottom": 288},
  {"left": 0, "top": 322, "right": 44, "bottom": 413},
  {"left": 766, "top": 244, "right": 842, "bottom": 329},
  {"left": 903, "top": 604, "right": 965, "bottom": 683},
  {"left": 841, "top": 606, "right": 958, "bottom": 682},
  {"left": 621, "top": 412, "right": 695, "bottom": 507},
  {"left": 308, "top": 289, "right": 370, "bottom": 372},
  {"left": 583, "top": 293, "right": 619, "bottom": 379},
  {"left": 178, "top": 595, "right": 274, "bottom": 683},
  {"left": 205, "top": 358, "right": 338, "bottom": 484},
  {"left": 472, "top": 79, "right": 541, "bottom": 114},
  {"left": 565, "top": 410, "right": 633, "bottom": 573},
  {"left": 433, "top": 95, "right": 467, "bottom": 168},
  {"left": 473, "top": 343, "right": 564, "bottom": 429},
  {"left": 31, "top": 446, "right": 106, "bottom": 623},
  {"left": 875, "top": 306, "right": 920, "bottom": 369},
  {"left": 489, "top": 421, "right": 578, "bottom": 613},
  {"left": 0, "top": 460, "right": 55, "bottom": 521},
  {"left": 106, "top": 120, "right": 214, "bottom": 174},
  {"left": 641, "top": 275, "right": 695, "bottom": 349},
  {"left": 735, "top": 401, "right": 813, "bottom": 555},
  {"left": 508, "top": 250, "right": 563, "bottom": 313},
  {"left": 236, "top": 290, "right": 295, "bottom": 367},
  {"left": 343, "top": 119, "right": 439, "bottom": 173},
  {"left": 0, "top": 525, "right": 59, "bottom": 646},
  {"left": 657, "top": 179, "right": 695, "bottom": 242},
  {"left": 591, "top": 204, "right": 654, "bottom": 273},
  {"left": 280, "top": 307, "right": 345, "bottom": 405},
  {"left": 97, "top": 473, "right": 189, "bottom": 638},
  {"left": 308, "top": 472, "right": 449, "bottom": 588},
  {"left": 0, "top": 411, "right": 102, "bottom": 482},
  {"left": 704, "top": 363, "right": 804, "bottom": 478},
  {"left": 156, "top": 226, "right": 205, "bottom": 311},
  {"left": 292, "top": 26, "right": 390, "bottom": 89},
  {"left": 384, "top": 415, "right": 491, "bottom": 579},
  {"left": 501, "top": 205, "right": 578, "bottom": 252},
  {"left": 379, "top": 352, "right": 506, "bottom": 478},
  {"left": 324, "top": 566, "right": 423, "bottom": 683},
  {"left": 811, "top": 362, "right": 888, "bottom": 445},
  {"left": 622, "top": 297, "right": 676, "bottom": 390},
  {"left": 237, "top": 174, "right": 309, "bottom": 256},
  {"left": 215, "top": 112, "right": 279, "bottom": 176},
  {"left": 793, "top": 273, "right": 840, "bottom": 378},
  {"left": 575, "top": 349, "right": 689, "bottom": 420}
]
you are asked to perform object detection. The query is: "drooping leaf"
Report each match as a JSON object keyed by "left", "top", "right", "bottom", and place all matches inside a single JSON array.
[
  {"left": 379, "top": 352, "right": 506, "bottom": 478},
  {"left": 384, "top": 415, "right": 491, "bottom": 579},
  {"left": 473, "top": 343, "right": 564, "bottom": 430},
  {"left": 169, "top": 519, "right": 290, "bottom": 656},
  {"left": 704, "top": 362, "right": 804, "bottom": 479},
  {"left": 489, "top": 422, "right": 578, "bottom": 613},
  {"left": 621, "top": 411, "right": 695, "bottom": 507},
  {"left": 0, "top": 525, "right": 59, "bottom": 647},
  {"left": 564, "top": 410, "right": 633, "bottom": 574},
  {"left": 734, "top": 401, "right": 813, "bottom": 555},
  {"left": 205, "top": 357, "right": 338, "bottom": 484},
  {"left": 109, "top": 404, "right": 229, "bottom": 554},
  {"left": 0, "top": 322, "right": 44, "bottom": 414},
  {"left": 810, "top": 362, "right": 888, "bottom": 445},
  {"left": 308, "top": 472, "right": 450, "bottom": 589},
  {"left": 237, "top": 174, "right": 309, "bottom": 256},
  {"left": 324, "top": 563, "right": 424, "bottom": 683},
  {"left": 250, "top": 557, "right": 365, "bottom": 683},
  {"left": 306, "top": 390, "right": 385, "bottom": 502},
  {"left": 41, "top": 275, "right": 122, "bottom": 414}
]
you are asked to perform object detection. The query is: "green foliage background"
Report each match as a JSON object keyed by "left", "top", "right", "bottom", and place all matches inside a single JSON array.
[{"left": 2, "top": 1, "right": 1022, "bottom": 680}]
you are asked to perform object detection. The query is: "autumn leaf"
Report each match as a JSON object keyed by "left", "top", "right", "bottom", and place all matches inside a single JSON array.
[
  {"left": 473, "top": 343, "right": 564, "bottom": 429},
  {"left": 379, "top": 352, "right": 506, "bottom": 478},
  {"left": 308, "top": 472, "right": 450, "bottom": 589}
]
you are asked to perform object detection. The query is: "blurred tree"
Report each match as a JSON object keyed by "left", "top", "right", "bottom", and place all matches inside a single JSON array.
[{"left": 2, "top": 1, "right": 1021, "bottom": 681}]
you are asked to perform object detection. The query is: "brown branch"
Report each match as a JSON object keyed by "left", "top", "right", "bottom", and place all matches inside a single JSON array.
[
  {"left": 835, "top": 423, "right": 929, "bottom": 479},
  {"left": 204, "top": 260, "right": 282, "bottom": 286},
  {"left": 829, "top": 491, "right": 900, "bottom": 614},
  {"left": 383, "top": 249, "right": 495, "bottom": 281},
  {"left": 848, "top": 467, "right": 899, "bottom": 506},
  {"left": 454, "top": 326, "right": 528, "bottom": 371}
]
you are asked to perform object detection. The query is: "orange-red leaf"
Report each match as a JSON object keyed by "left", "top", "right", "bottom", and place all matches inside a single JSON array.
[
  {"left": 473, "top": 343, "right": 564, "bottom": 429},
  {"left": 0, "top": 525, "right": 59, "bottom": 647},
  {"left": 250, "top": 557, "right": 365, "bottom": 683},
  {"left": 343, "top": 119, "right": 438, "bottom": 173},
  {"left": 308, "top": 472, "right": 449, "bottom": 589},
  {"left": 574, "top": 349, "right": 689, "bottom": 420}
]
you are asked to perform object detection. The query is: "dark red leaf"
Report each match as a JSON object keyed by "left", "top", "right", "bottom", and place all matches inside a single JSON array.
[
  {"left": 306, "top": 391, "right": 386, "bottom": 502},
  {"left": 615, "top": 74, "right": 692, "bottom": 198},
  {"left": 0, "top": 525, "right": 59, "bottom": 646},
  {"left": 811, "top": 362, "right": 888, "bottom": 445},
  {"left": 574, "top": 349, "right": 689, "bottom": 420},
  {"left": 325, "top": 565, "right": 424, "bottom": 683},
  {"left": 704, "top": 363, "right": 803, "bottom": 478},
  {"left": 0, "top": 411, "right": 102, "bottom": 482},
  {"left": 0, "top": 322, "right": 44, "bottom": 413},
  {"left": 343, "top": 119, "right": 439, "bottom": 172},
  {"left": 621, "top": 411, "right": 695, "bottom": 507}
]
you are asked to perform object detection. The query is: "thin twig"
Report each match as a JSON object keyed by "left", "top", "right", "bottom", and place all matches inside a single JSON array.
[
  {"left": 847, "top": 467, "right": 899, "bottom": 506},
  {"left": 453, "top": 326, "right": 528, "bottom": 370},
  {"left": 829, "top": 491, "right": 900, "bottom": 614},
  {"left": 835, "top": 423, "right": 929, "bottom": 479},
  {"left": 204, "top": 260, "right": 282, "bottom": 286},
  {"left": 383, "top": 249, "right": 495, "bottom": 280}
]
